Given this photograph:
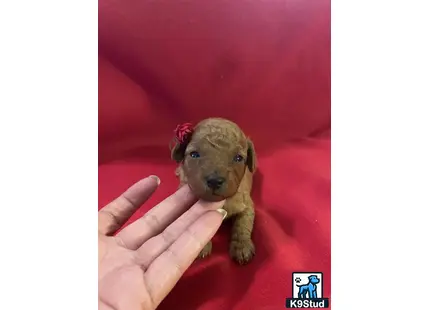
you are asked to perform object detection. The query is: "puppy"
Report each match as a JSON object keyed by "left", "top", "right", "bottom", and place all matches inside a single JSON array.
[{"left": 170, "top": 117, "right": 256, "bottom": 265}]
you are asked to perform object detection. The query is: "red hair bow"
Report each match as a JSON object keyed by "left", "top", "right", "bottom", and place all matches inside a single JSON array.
[{"left": 174, "top": 122, "right": 193, "bottom": 144}]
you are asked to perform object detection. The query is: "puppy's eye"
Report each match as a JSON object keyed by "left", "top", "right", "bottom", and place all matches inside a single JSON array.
[
  {"left": 233, "top": 154, "right": 244, "bottom": 162},
  {"left": 190, "top": 151, "right": 200, "bottom": 158}
]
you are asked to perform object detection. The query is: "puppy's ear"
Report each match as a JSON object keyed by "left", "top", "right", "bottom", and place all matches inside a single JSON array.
[
  {"left": 246, "top": 138, "right": 257, "bottom": 172},
  {"left": 171, "top": 142, "right": 187, "bottom": 163}
]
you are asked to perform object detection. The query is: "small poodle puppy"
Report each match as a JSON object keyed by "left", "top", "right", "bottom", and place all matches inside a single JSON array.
[{"left": 170, "top": 117, "right": 256, "bottom": 265}]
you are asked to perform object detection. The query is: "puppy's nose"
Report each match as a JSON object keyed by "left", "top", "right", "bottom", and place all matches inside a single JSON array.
[{"left": 206, "top": 176, "right": 225, "bottom": 190}]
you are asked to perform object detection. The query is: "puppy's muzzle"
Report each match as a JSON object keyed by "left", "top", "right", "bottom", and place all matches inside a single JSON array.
[{"left": 206, "top": 175, "right": 226, "bottom": 190}]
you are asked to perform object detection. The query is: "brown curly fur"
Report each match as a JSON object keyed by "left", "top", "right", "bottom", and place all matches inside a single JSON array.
[{"left": 171, "top": 118, "right": 256, "bottom": 265}]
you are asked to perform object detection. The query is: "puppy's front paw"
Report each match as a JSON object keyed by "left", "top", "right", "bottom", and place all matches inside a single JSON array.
[
  {"left": 198, "top": 241, "right": 212, "bottom": 259},
  {"left": 229, "top": 239, "right": 255, "bottom": 265}
]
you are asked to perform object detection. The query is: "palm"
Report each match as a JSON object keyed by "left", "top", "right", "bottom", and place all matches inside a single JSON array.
[
  {"left": 98, "top": 176, "right": 225, "bottom": 310},
  {"left": 99, "top": 236, "right": 150, "bottom": 309}
]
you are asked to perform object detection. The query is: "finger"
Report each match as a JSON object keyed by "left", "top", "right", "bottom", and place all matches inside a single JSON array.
[
  {"left": 134, "top": 199, "right": 225, "bottom": 267},
  {"left": 143, "top": 210, "right": 225, "bottom": 308},
  {"left": 116, "top": 185, "right": 199, "bottom": 250},
  {"left": 98, "top": 176, "right": 160, "bottom": 235}
]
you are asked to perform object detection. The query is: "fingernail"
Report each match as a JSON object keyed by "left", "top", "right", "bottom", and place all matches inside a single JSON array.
[
  {"left": 149, "top": 175, "right": 161, "bottom": 185},
  {"left": 216, "top": 208, "right": 227, "bottom": 220}
]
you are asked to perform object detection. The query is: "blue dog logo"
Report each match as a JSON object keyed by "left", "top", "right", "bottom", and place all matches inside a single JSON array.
[{"left": 296, "top": 275, "right": 320, "bottom": 299}]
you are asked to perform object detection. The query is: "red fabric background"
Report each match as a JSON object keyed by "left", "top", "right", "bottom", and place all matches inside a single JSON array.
[{"left": 98, "top": 0, "right": 331, "bottom": 309}]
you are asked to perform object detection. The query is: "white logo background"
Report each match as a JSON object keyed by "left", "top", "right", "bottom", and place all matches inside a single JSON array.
[{"left": 293, "top": 272, "right": 323, "bottom": 298}]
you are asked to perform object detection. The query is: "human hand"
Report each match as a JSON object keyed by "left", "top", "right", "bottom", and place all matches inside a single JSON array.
[{"left": 98, "top": 176, "right": 226, "bottom": 310}]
